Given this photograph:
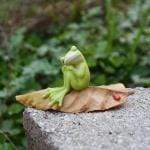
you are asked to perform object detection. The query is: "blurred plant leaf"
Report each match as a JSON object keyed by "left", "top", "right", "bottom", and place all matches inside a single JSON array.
[
  {"left": 7, "top": 104, "right": 23, "bottom": 115},
  {"left": 23, "top": 59, "right": 58, "bottom": 76}
]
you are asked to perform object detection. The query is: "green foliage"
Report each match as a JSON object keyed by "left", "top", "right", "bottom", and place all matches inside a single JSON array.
[{"left": 0, "top": 0, "right": 150, "bottom": 149}]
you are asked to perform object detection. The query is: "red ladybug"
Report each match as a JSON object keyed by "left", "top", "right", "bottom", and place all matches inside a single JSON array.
[{"left": 112, "top": 93, "right": 121, "bottom": 101}]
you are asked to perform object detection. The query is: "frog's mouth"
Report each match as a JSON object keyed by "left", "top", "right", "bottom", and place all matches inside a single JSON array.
[
  {"left": 60, "top": 54, "right": 78, "bottom": 64},
  {"left": 65, "top": 54, "right": 78, "bottom": 63},
  {"left": 65, "top": 54, "right": 82, "bottom": 65}
]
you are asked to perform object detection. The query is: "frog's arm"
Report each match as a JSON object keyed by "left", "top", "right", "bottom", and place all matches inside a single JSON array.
[{"left": 69, "top": 63, "right": 87, "bottom": 78}]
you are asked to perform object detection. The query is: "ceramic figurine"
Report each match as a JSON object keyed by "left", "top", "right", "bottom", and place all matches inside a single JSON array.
[{"left": 16, "top": 46, "right": 133, "bottom": 112}]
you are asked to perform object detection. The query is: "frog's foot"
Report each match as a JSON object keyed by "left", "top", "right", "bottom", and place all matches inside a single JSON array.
[
  {"left": 43, "top": 87, "right": 63, "bottom": 99},
  {"left": 43, "top": 87, "right": 67, "bottom": 107},
  {"left": 50, "top": 88, "right": 68, "bottom": 107}
]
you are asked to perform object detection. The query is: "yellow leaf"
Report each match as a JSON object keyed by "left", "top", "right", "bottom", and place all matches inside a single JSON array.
[{"left": 16, "top": 83, "right": 134, "bottom": 113}]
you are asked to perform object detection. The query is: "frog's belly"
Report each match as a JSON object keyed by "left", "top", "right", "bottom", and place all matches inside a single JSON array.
[
  {"left": 71, "top": 78, "right": 90, "bottom": 91},
  {"left": 72, "top": 84, "right": 88, "bottom": 90}
]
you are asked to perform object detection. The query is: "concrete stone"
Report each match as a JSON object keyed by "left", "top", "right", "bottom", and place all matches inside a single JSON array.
[{"left": 23, "top": 87, "right": 150, "bottom": 150}]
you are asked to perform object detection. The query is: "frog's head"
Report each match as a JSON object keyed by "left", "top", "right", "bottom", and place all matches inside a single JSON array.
[{"left": 60, "top": 46, "right": 84, "bottom": 65}]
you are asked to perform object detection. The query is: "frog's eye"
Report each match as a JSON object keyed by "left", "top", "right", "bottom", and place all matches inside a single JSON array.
[{"left": 71, "top": 46, "right": 78, "bottom": 51}]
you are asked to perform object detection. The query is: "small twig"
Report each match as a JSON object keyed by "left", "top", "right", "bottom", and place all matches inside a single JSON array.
[
  {"left": 0, "top": 25, "right": 9, "bottom": 49},
  {"left": 99, "top": 0, "right": 105, "bottom": 16},
  {"left": 0, "top": 129, "right": 18, "bottom": 150}
]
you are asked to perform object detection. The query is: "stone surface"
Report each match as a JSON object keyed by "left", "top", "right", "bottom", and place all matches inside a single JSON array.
[{"left": 23, "top": 87, "right": 150, "bottom": 150}]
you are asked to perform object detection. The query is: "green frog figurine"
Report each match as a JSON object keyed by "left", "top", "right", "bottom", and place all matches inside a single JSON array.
[{"left": 43, "top": 46, "right": 90, "bottom": 107}]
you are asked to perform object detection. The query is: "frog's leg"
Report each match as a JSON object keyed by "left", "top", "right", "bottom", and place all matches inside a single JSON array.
[{"left": 43, "top": 69, "right": 72, "bottom": 107}]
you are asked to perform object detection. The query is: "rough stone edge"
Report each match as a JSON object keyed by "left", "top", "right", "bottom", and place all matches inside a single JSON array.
[{"left": 23, "top": 110, "right": 58, "bottom": 150}]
